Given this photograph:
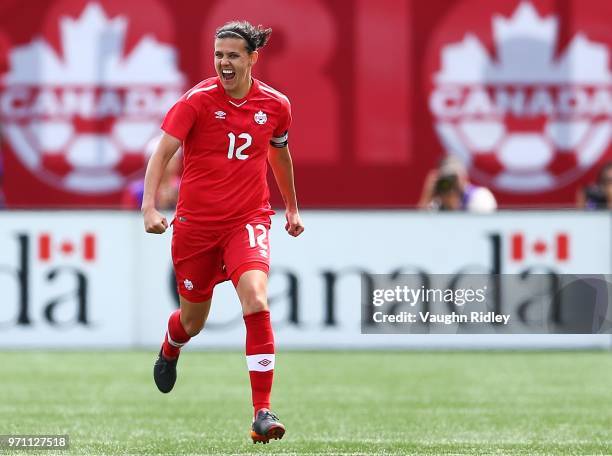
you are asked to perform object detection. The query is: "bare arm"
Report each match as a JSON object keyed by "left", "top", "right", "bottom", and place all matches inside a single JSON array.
[
  {"left": 417, "top": 169, "right": 439, "bottom": 209},
  {"left": 267, "top": 145, "right": 304, "bottom": 237},
  {"left": 141, "top": 133, "right": 181, "bottom": 234}
]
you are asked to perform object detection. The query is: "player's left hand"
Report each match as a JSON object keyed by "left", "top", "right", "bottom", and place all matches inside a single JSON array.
[{"left": 285, "top": 210, "right": 304, "bottom": 237}]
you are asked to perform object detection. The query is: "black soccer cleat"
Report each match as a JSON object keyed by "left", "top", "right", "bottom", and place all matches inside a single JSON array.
[
  {"left": 153, "top": 349, "right": 178, "bottom": 393},
  {"left": 251, "top": 409, "right": 286, "bottom": 444}
]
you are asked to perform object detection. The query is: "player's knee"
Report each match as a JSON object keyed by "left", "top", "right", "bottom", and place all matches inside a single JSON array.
[{"left": 242, "top": 289, "right": 269, "bottom": 315}]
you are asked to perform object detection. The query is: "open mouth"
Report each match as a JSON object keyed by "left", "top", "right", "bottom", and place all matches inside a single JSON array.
[{"left": 221, "top": 69, "right": 236, "bottom": 81}]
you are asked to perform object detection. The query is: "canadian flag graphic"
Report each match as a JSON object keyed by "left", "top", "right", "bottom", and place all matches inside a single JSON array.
[
  {"left": 510, "top": 232, "right": 570, "bottom": 262},
  {"left": 38, "top": 233, "right": 96, "bottom": 262}
]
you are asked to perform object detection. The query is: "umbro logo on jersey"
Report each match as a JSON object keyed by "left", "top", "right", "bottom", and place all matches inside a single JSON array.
[
  {"left": 254, "top": 110, "right": 267, "bottom": 125},
  {"left": 215, "top": 111, "right": 226, "bottom": 119}
]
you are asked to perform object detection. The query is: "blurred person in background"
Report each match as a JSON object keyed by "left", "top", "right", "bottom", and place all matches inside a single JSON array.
[
  {"left": 577, "top": 161, "right": 612, "bottom": 210},
  {"left": 418, "top": 156, "right": 497, "bottom": 212},
  {"left": 122, "top": 137, "right": 181, "bottom": 210}
]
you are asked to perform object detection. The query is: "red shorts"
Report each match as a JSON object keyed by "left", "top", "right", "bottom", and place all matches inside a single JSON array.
[{"left": 171, "top": 215, "right": 271, "bottom": 302}]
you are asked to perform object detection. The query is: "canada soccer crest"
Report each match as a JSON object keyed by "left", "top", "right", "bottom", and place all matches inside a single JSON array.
[
  {"left": 0, "top": 2, "right": 184, "bottom": 194},
  {"left": 254, "top": 110, "right": 267, "bottom": 125},
  {"left": 427, "top": 1, "right": 612, "bottom": 192}
]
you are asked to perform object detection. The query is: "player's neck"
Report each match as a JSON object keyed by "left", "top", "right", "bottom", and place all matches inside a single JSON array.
[{"left": 225, "top": 77, "right": 253, "bottom": 100}]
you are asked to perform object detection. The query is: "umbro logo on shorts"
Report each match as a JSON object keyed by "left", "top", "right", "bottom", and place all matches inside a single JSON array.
[{"left": 183, "top": 279, "right": 194, "bottom": 290}]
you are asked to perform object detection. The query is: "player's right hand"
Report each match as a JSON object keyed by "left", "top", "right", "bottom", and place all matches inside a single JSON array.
[{"left": 143, "top": 208, "right": 169, "bottom": 234}]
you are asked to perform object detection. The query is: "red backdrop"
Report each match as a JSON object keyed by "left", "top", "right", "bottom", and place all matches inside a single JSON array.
[{"left": 0, "top": 0, "right": 610, "bottom": 208}]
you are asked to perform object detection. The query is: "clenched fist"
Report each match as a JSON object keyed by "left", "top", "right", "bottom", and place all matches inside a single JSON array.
[{"left": 143, "top": 208, "right": 169, "bottom": 234}]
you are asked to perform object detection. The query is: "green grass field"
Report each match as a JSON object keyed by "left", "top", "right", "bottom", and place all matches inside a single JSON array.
[{"left": 1, "top": 351, "right": 612, "bottom": 455}]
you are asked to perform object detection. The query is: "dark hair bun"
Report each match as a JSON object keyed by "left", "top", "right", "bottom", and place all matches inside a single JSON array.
[{"left": 216, "top": 21, "right": 272, "bottom": 53}]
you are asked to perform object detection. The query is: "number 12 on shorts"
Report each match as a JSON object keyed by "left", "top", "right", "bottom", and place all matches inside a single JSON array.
[{"left": 246, "top": 224, "right": 268, "bottom": 256}]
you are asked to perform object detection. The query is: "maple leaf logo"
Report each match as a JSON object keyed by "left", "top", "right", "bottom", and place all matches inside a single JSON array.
[
  {"left": 0, "top": 3, "right": 185, "bottom": 194},
  {"left": 429, "top": 2, "right": 612, "bottom": 192},
  {"left": 2, "top": 3, "right": 183, "bottom": 85},
  {"left": 435, "top": 2, "right": 612, "bottom": 84}
]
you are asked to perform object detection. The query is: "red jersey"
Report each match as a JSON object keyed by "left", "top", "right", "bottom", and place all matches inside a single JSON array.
[{"left": 161, "top": 77, "right": 291, "bottom": 226}]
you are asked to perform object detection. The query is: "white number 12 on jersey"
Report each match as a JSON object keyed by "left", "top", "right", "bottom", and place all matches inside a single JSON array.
[{"left": 227, "top": 132, "right": 252, "bottom": 160}]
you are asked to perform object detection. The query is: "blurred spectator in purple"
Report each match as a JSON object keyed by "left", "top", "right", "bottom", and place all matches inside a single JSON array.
[
  {"left": 418, "top": 156, "right": 497, "bottom": 212},
  {"left": 577, "top": 161, "right": 612, "bottom": 210},
  {"left": 122, "top": 136, "right": 181, "bottom": 210}
]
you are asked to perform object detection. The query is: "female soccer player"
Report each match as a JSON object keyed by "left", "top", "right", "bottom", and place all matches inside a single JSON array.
[{"left": 141, "top": 20, "right": 304, "bottom": 444}]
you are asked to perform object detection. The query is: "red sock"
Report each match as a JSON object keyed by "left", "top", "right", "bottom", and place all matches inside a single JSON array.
[
  {"left": 162, "top": 310, "right": 191, "bottom": 359},
  {"left": 244, "top": 310, "right": 275, "bottom": 416}
]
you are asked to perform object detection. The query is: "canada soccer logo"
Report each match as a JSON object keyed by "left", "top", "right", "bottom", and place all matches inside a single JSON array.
[
  {"left": 0, "top": 2, "right": 184, "bottom": 193},
  {"left": 427, "top": 1, "right": 612, "bottom": 192},
  {"left": 254, "top": 110, "right": 267, "bottom": 125}
]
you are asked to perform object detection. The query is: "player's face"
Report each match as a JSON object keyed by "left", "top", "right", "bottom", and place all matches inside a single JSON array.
[{"left": 214, "top": 38, "right": 258, "bottom": 97}]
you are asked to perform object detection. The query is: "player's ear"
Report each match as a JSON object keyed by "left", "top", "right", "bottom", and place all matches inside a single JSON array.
[{"left": 250, "top": 50, "right": 259, "bottom": 66}]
